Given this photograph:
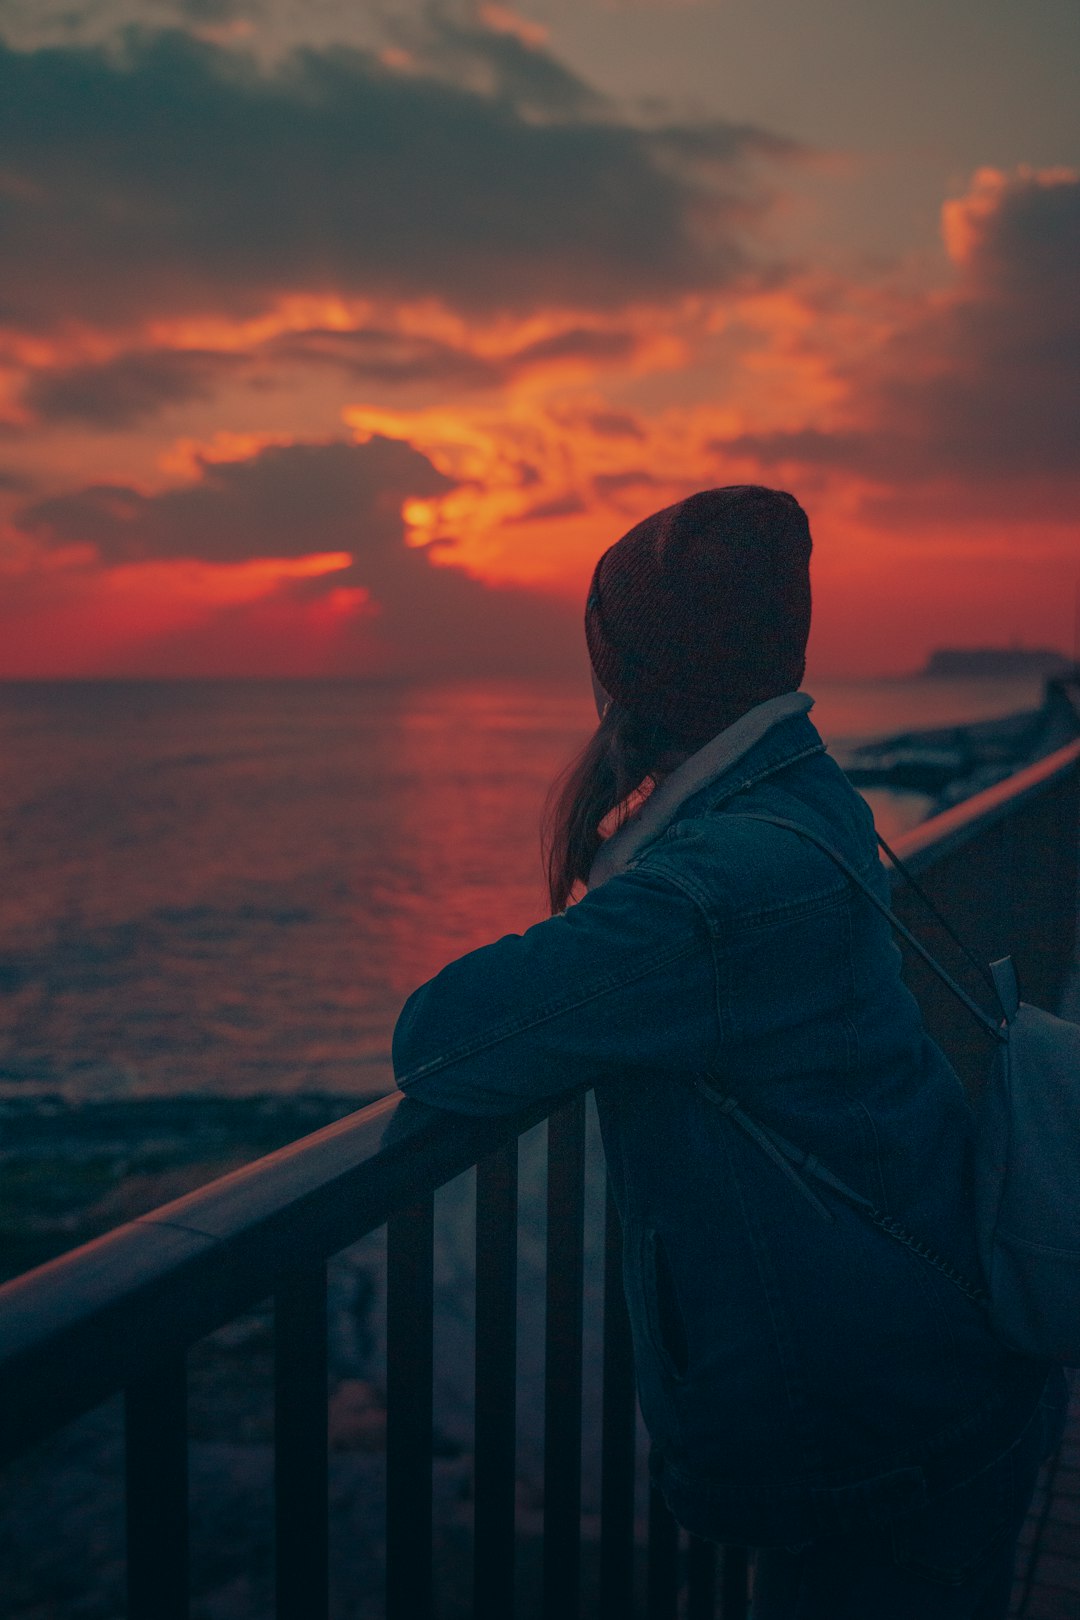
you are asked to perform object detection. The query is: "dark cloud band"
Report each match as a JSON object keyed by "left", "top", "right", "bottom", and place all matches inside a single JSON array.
[
  {"left": 21, "top": 348, "right": 244, "bottom": 427},
  {"left": 13, "top": 434, "right": 583, "bottom": 675},
  {"left": 0, "top": 25, "right": 794, "bottom": 335}
]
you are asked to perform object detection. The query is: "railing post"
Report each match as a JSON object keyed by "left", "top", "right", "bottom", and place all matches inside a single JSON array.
[
  {"left": 275, "top": 1264, "right": 329, "bottom": 1620},
  {"left": 386, "top": 1195, "right": 435, "bottom": 1620},
  {"left": 125, "top": 1352, "right": 189, "bottom": 1620},
  {"left": 647, "top": 1482, "right": 679, "bottom": 1620},
  {"left": 687, "top": 1535, "right": 717, "bottom": 1618},
  {"left": 720, "top": 1544, "right": 749, "bottom": 1619},
  {"left": 474, "top": 1139, "right": 519, "bottom": 1620},
  {"left": 543, "top": 1094, "right": 586, "bottom": 1620},
  {"left": 600, "top": 1177, "right": 636, "bottom": 1620}
]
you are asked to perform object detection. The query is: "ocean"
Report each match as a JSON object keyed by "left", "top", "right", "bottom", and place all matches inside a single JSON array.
[{"left": 0, "top": 673, "right": 1045, "bottom": 1109}]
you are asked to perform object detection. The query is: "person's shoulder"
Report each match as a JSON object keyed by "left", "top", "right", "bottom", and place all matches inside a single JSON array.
[{"left": 634, "top": 758, "right": 878, "bottom": 920}]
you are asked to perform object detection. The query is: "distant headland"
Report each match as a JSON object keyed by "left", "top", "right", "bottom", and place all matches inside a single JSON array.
[{"left": 918, "top": 646, "right": 1074, "bottom": 679}]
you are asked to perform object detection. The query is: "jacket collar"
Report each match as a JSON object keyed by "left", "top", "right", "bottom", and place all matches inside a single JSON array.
[{"left": 588, "top": 691, "right": 820, "bottom": 889}]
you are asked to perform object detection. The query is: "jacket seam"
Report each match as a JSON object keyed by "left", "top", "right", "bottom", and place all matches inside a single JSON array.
[
  {"left": 629, "top": 864, "right": 730, "bottom": 1046},
  {"left": 644, "top": 861, "right": 851, "bottom": 928},
  {"left": 398, "top": 934, "right": 709, "bottom": 1084},
  {"left": 607, "top": 725, "right": 826, "bottom": 876},
  {"left": 641, "top": 809, "right": 880, "bottom": 926},
  {"left": 738, "top": 887, "right": 851, "bottom": 928},
  {"left": 628, "top": 855, "right": 723, "bottom": 920},
  {"left": 707, "top": 740, "right": 826, "bottom": 807}
]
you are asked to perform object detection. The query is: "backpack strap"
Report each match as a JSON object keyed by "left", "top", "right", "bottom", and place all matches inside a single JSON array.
[
  {"left": 731, "top": 812, "right": 1008, "bottom": 1043},
  {"left": 876, "top": 831, "right": 1002, "bottom": 1002},
  {"left": 990, "top": 955, "right": 1021, "bottom": 1022},
  {"left": 696, "top": 809, "right": 998, "bottom": 1307}
]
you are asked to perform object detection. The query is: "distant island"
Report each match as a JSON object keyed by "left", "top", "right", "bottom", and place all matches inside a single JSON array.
[{"left": 918, "top": 646, "right": 1074, "bottom": 679}]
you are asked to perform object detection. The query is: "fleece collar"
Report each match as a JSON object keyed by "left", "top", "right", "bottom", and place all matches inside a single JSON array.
[{"left": 587, "top": 691, "right": 815, "bottom": 889}]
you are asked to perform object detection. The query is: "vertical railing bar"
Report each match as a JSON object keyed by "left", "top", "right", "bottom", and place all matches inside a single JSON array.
[
  {"left": 543, "top": 1093, "right": 586, "bottom": 1620},
  {"left": 1054, "top": 767, "right": 1080, "bottom": 1007},
  {"left": 275, "top": 1265, "right": 329, "bottom": 1620},
  {"left": 386, "top": 1195, "right": 435, "bottom": 1620},
  {"left": 125, "top": 1352, "right": 189, "bottom": 1620},
  {"left": 646, "top": 1482, "right": 679, "bottom": 1620},
  {"left": 474, "top": 1139, "right": 519, "bottom": 1620},
  {"left": 599, "top": 1176, "right": 636, "bottom": 1620},
  {"left": 720, "top": 1544, "right": 749, "bottom": 1620},
  {"left": 687, "top": 1535, "right": 717, "bottom": 1619}
]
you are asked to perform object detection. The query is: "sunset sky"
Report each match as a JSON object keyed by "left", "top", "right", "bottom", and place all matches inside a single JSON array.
[{"left": 1, "top": 0, "right": 1077, "bottom": 678}]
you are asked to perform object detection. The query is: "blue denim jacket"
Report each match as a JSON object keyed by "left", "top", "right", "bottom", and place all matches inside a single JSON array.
[{"left": 393, "top": 706, "right": 1048, "bottom": 1545}]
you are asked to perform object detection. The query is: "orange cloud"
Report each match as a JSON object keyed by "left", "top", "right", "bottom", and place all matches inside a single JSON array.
[
  {"left": 341, "top": 344, "right": 848, "bottom": 594},
  {"left": 940, "top": 164, "right": 1078, "bottom": 271},
  {"left": 712, "top": 166, "right": 1080, "bottom": 524},
  {"left": 477, "top": 4, "right": 551, "bottom": 49}
]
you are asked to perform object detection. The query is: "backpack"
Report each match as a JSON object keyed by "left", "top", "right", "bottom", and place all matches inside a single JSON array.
[{"left": 698, "top": 812, "right": 1080, "bottom": 1367}]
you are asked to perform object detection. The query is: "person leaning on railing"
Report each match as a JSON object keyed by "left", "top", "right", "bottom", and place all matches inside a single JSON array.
[{"left": 392, "top": 486, "right": 1067, "bottom": 1620}]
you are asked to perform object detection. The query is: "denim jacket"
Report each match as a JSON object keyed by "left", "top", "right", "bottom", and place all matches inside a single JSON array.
[{"left": 393, "top": 702, "right": 1048, "bottom": 1545}]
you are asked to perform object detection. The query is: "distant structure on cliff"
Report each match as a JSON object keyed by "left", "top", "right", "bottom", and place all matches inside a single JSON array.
[{"left": 919, "top": 646, "right": 1074, "bottom": 679}]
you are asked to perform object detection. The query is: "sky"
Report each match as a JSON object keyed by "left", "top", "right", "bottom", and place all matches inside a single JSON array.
[{"left": 0, "top": 0, "right": 1077, "bottom": 678}]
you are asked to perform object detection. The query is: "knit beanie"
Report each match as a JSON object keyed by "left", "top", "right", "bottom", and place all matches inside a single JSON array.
[{"left": 584, "top": 485, "right": 812, "bottom": 744}]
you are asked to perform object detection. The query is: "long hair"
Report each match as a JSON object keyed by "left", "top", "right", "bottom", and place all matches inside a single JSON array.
[{"left": 542, "top": 702, "right": 691, "bottom": 914}]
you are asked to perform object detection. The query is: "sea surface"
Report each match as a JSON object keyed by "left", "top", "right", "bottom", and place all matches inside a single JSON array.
[{"left": 0, "top": 673, "right": 1045, "bottom": 1107}]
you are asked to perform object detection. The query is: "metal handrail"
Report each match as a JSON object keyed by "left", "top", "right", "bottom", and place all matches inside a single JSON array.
[
  {"left": 0, "top": 1089, "right": 553, "bottom": 1463},
  {"left": 2, "top": 734, "right": 1078, "bottom": 1463},
  {"left": 887, "top": 736, "right": 1080, "bottom": 872}
]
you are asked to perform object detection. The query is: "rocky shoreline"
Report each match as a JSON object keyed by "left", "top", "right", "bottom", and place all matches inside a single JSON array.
[
  {"left": 0, "top": 1092, "right": 371, "bottom": 1282},
  {"left": 1, "top": 1096, "right": 630, "bottom": 1618}
]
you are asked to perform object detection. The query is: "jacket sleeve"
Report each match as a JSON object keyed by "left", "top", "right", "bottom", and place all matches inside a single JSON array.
[{"left": 392, "top": 864, "right": 718, "bottom": 1115}]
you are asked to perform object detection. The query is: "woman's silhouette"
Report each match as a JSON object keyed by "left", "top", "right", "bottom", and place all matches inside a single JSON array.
[{"left": 394, "top": 486, "right": 1064, "bottom": 1618}]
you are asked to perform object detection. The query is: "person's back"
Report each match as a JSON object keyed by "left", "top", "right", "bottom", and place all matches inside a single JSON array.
[
  {"left": 586, "top": 713, "right": 1047, "bottom": 1548},
  {"left": 393, "top": 486, "right": 1064, "bottom": 1618}
]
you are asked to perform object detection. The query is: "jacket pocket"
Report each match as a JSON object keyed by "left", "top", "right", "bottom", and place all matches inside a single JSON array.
[{"left": 642, "top": 1227, "right": 691, "bottom": 1383}]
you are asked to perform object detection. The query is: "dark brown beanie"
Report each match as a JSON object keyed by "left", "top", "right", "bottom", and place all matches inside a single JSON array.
[{"left": 584, "top": 485, "right": 812, "bottom": 744}]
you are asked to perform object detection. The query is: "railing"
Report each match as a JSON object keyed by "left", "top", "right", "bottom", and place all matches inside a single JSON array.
[
  {"left": 885, "top": 736, "right": 1080, "bottom": 1094},
  {"left": 2, "top": 736, "right": 1078, "bottom": 1619}
]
